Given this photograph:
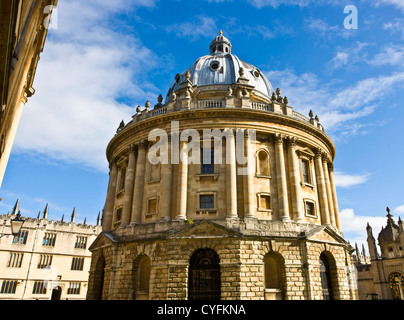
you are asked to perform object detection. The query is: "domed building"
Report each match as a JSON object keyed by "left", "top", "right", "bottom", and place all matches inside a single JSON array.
[{"left": 86, "top": 33, "right": 358, "bottom": 300}]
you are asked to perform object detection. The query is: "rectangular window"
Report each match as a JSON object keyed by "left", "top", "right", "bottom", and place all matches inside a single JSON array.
[
  {"left": 67, "top": 282, "right": 81, "bottom": 295},
  {"left": 32, "top": 281, "right": 47, "bottom": 294},
  {"left": 302, "top": 159, "right": 311, "bottom": 184},
  {"left": 305, "top": 201, "right": 316, "bottom": 217},
  {"left": 115, "top": 208, "right": 122, "bottom": 222},
  {"left": 7, "top": 252, "right": 23, "bottom": 268},
  {"left": 37, "top": 255, "right": 53, "bottom": 269},
  {"left": 71, "top": 257, "right": 85, "bottom": 271},
  {"left": 42, "top": 233, "right": 56, "bottom": 247},
  {"left": 1, "top": 281, "right": 17, "bottom": 294},
  {"left": 201, "top": 148, "right": 214, "bottom": 174},
  {"left": 260, "top": 195, "right": 271, "bottom": 211},
  {"left": 74, "top": 236, "right": 88, "bottom": 249},
  {"left": 200, "top": 195, "right": 214, "bottom": 209},
  {"left": 120, "top": 168, "right": 126, "bottom": 190},
  {"left": 12, "top": 230, "right": 28, "bottom": 245},
  {"left": 147, "top": 198, "right": 158, "bottom": 214}
]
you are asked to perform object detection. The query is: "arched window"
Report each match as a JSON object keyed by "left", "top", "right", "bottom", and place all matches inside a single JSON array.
[
  {"left": 188, "top": 249, "right": 221, "bottom": 300},
  {"left": 389, "top": 272, "right": 404, "bottom": 300},
  {"left": 263, "top": 253, "right": 284, "bottom": 300},
  {"left": 257, "top": 150, "right": 270, "bottom": 177},
  {"left": 320, "top": 253, "right": 334, "bottom": 300},
  {"left": 135, "top": 255, "right": 151, "bottom": 300}
]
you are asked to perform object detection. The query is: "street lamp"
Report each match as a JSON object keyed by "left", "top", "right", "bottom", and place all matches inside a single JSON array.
[{"left": 0, "top": 210, "right": 25, "bottom": 238}]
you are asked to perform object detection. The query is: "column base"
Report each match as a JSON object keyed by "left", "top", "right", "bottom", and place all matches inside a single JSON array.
[{"left": 158, "top": 216, "right": 171, "bottom": 222}]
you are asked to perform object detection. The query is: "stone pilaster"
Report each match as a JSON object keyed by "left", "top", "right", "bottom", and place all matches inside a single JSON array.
[
  {"left": 102, "top": 160, "right": 118, "bottom": 231},
  {"left": 328, "top": 163, "right": 341, "bottom": 230},
  {"left": 244, "top": 130, "right": 255, "bottom": 218},
  {"left": 322, "top": 154, "right": 335, "bottom": 227},
  {"left": 131, "top": 140, "right": 148, "bottom": 224},
  {"left": 287, "top": 137, "right": 303, "bottom": 222},
  {"left": 176, "top": 140, "right": 188, "bottom": 220},
  {"left": 121, "top": 145, "right": 136, "bottom": 227},
  {"left": 160, "top": 136, "right": 173, "bottom": 221},
  {"left": 274, "top": 134, "right": 290, "bottom": 221},
  {"left": 314, "top": 150, "right": 330, "bottom": 225},
  {"left": 226, "top": 129, "right": 238, "bottom": 218}
]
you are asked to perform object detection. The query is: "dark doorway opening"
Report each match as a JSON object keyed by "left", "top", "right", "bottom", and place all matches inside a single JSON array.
[{"left": 188, "top": 249, "right": 221, "bottom": 300}]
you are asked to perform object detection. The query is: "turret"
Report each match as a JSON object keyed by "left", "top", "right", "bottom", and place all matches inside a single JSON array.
[{"left": 366, "top": 222, "right": 378, "bottom": 260}]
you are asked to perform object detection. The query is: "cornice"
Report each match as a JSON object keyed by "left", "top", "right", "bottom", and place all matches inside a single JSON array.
[{"left": 106, "top": 108, "right": 336, "bottom": 162}]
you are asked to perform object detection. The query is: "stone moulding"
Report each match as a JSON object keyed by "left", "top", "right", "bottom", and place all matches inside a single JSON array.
[{"left": 106, "top": 108, "right": 336, "bottom": 163}]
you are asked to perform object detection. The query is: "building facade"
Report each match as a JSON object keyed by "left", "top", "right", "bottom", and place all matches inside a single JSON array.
[
  {"left": 87, "top": 33, "right": 358, "bottom": 300},
  {"left": 355, "top": 208, "right": 404, "bottom": 300},
  {"left": 0, "top": 0, "right": 57, "bottom": 187},
  {"left": 0, "top": 200, "right": 101, "bottom": 300}
]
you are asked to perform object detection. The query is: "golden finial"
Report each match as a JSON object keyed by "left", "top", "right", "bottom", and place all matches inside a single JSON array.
[{"left": 219, "top": 30, "right": 223, "bottom": 36}]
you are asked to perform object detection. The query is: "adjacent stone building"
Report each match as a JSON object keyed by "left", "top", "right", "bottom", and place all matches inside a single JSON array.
[
  {"left": 355, "top": 208, "right": 404, "bottom": 300},
  {"left": 87, "top": 33, "right": 358, "bottom": 300},
  {"left": 0, "top": 0, "right": 58, "bottom": 187},
  {"left": 0, "top": 200, "right": 101, "bottom": 300}
]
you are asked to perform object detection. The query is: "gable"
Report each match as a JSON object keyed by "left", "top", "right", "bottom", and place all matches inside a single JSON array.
[
  {"left": 300, "top": 225, "right": 348, "bottom": 245},
  {"left": 168, "top": 220, "right": 242, "bottom": 239},
  {"left": 88, "top": 232, "right": 118, "bottom": 252}
]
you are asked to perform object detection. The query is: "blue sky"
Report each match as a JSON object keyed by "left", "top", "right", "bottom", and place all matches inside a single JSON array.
[{"left": 2, "top": 0, "right": 404, "bottom": 250}]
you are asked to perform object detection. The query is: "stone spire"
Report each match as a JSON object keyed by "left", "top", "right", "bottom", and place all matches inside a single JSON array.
[
  {"left": 11, "top": 199, "right": 19, "bottom": 216},
  {"left": 43, "top": 203, "right": 49, "bottom": 219},
  {"left": 366, "top": 222, "right": 378, "bottom": 260},
  {"left": 71, "top": 207, "right": 76, "bottom": 223},
  {"left": 97, "top": 211, "right": 101, "bottom": 226}
]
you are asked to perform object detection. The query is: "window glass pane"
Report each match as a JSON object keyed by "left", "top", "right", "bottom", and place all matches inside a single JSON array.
[
  {"left": 201, "top": 149, "right": 214, "bottom": 174},
  {"left": 302, "top": 160, "right": 311, "bottom": 183},
  {"left": 200, "top": 195, "right": 214, "bottom": 209}
]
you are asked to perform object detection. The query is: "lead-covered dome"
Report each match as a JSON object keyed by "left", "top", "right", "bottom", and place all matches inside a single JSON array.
[{"left": 166, "top": 32, "right": 274, "bottom": 103}]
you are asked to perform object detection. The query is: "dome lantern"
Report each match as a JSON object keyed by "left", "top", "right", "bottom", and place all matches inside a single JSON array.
[{"left": 209, "top": 30, "right": 232, "bottom": 55}]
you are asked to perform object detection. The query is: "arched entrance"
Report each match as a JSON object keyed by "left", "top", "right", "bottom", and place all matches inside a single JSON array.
[
  {"left": 51, "top": 286, "right": 62, "bottom": 300},
  {"left": 94, "top": 255, "right": 106, "bottom": 300},
  {"left": 389, "top": 272, "right": 404, "bottom": 300},
  {"left": 320, "top": 253, "right": 334, "bottom": 300},
  {"left": 188, "top": 249, "right": 221, "bottom": 300}
]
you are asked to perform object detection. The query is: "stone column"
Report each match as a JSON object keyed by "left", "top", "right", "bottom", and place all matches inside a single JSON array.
[
  {"left": 160, "top": 136, "right": 173, "bottom": 221},
  {"left": 314, "top": 150, "right": 330, "bottom": 225},
  {"left": 274, "top": 134, "right": 290, "bottom": 221},
  {"left": 328, "top": 163, "right": 341, "bottom": 230},
  {"left": 121, "top": 145, "right": 136, "bottom": 227},
  {"left": 244, "top": 130, "right": 255, "bottom": 218},
  {"left": 130, "top": 140, "right": 147, "bottom": 225},
  {"left": 287, "top": 137, "right": 303, "bottom": 222},
  {"left": 102, "top": 161, "right": 118, "bottom": 231},
  {"left": 322, "top": 155, "right": 335, "bottom": 227},
  {"left": 226, "top": 130, "right": 238, "bottom": 218},
  {"left": 176, "top": 140, "right": 188, "bottom": 220}
]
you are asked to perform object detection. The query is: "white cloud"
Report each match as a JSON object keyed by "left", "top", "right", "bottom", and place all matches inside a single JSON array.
[
  {"left": 369, "top": 44, "right": 404, "bottom": 67},
  {"left": 383, "top": 19, "right": 404, "bottom": 38},
  {"left": 246, "top": 0, "right": 339, "bottom": 8},
  {"left": 334, "top": 172, "right": 369, "bottom": 188},
  {"left": 374, "top": 0, "right": 404, "bottom": 10},
  {"left": 393, "top": 205, "right": 404, "bottom": 214},
  {"left": 14, "top": 0, "right": 162, "bottom": 172},
  {"left": 265, "top": 68, "right": 404, "bottom": 138},
  {"left": 166, "top": 15, "right": 218, "bottom": 40},
  {"left": 339, "top": 208, "right": 387, "bottom": 248},
  {"left": 329, "top": 42, "right": 370, "bottom": 69}
]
